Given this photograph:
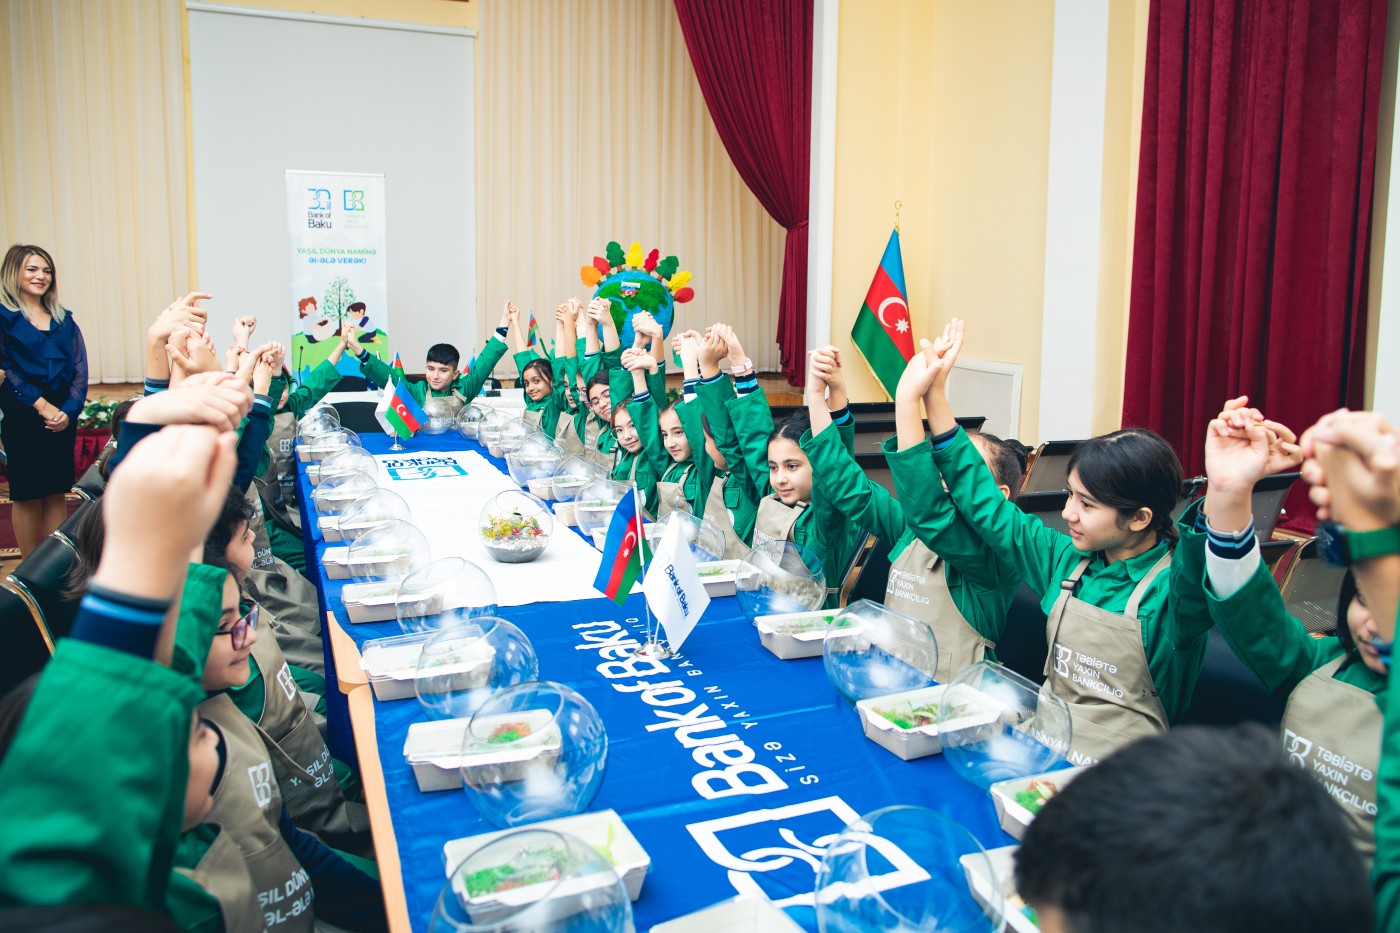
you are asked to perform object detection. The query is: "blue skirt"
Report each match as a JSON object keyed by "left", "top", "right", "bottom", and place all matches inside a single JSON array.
[{"left": 0, "top": 387, "right": 76, "bottom": 500}]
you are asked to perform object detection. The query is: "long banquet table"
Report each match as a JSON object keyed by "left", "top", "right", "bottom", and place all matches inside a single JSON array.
[{"left": 297, "top": 430, "right": 1017, "bottom": 932}]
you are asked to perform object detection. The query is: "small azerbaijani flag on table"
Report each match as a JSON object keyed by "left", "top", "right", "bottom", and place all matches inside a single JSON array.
[
  {"left": 391, "top": 351, "right": 406, "bottom": 375},
  {"left": 592, "top": 487, "right": 651, "bottom": 605},
  {"left": 850, "top": 229, "right": 915, "bottom": 400},
  {"left": 462, "top": 352, "right": 476, "bottom": 376},
  {"left": 375, "top": 380, "right": 429, "bottom": 439},
  {"left": 526, "top": 312, "right": 540, "bottom": 348}
]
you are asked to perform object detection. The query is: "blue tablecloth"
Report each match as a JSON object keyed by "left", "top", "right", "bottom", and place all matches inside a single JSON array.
[{"left": 298, "top": 432, "right": 1016, "bottom": 931}]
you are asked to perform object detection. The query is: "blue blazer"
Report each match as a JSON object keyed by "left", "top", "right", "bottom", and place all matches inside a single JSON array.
[{"left": 0, "top": 303, "right": 88, "bottom": 420}]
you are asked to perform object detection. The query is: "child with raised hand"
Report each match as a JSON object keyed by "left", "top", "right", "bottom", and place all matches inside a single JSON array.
[
  {"left": 688, "top": 324, "right": 758, "bottom": 556},
  {"left": 1191, "top": 398, "right": 1383, "bottom": 858},
  {"left": 354, "top": 301, "right": 513, "bottom": 409},
  {"left": 925, "top": 318, "right": 1213, "bottom": 765},
  {"left": 144, "top": 293, "right": 211, "bottom": 394},
  {"left": 0, "top": 425, "right": 236, "bottom": 914},
  {"left": 799, "top": 341, "right": 1023, "bottom": 682},
  {"left": 564, "top": 298, "right": 624, "bottom": 463},
  {"left": 511, "top": 301, "right": 576, "bottom": 439},
  {"left": 725, "top": 333, "right": 859, "bottom": 607}
]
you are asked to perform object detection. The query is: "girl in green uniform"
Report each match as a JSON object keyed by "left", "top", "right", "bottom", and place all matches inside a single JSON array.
[
  {"left": 1195, "top": 401, "right": 1382, "bottom": 860},
  {"left": 922, "top": 319, "right": 1213, "bottom": 765},
  {"left": 804, "top": 345, "right": 1024, "bottom": 683},
  {"left": 512, "top": 302, "right": 577, "bottom": 440},
  {"left": 724, "top": 333, "right": 861, "bottom": 608},
  {"left": 561, "top": 299, "right": 624, "bottom": 462},
  {"left": 689, "top": 325, "right": 760, "bottom": 555}
]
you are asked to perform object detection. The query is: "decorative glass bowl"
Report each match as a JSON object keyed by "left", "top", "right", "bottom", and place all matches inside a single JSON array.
[
  {"left": 299, "top": 427, "right": 362, "bottom": 462},
  {"left": 319, "top": 445, "right": 379, "bottom": 483},
  {"left": 823, "top": 599, "right": 938, "bottom": 702},
  {"left": 499, "top": 418, "right": 540, "bottom": 456},
  {"left": 295, "top": 404, "right": 340, "bottom": 445},
  {"left": 430, "top": 829, "right": 634, "bottom": 933},
  {"left": 346, "top": 519, "right": 432, "bottom": 584},
  {"left": 940, "top": 661, "right": 1073, "bottom": 790},
  {"left": 456, "top": 404, "right": 488, "bottom": 440},
  {"left": 573, "top": 480, "right": 629, "bottom": 539},
  {"left": 337, "top": 488, "right": 413, "bottom": 547},
  {"left": 413, "top": 618, "right": 539, "bottom": 721},
  {"left": 734, "top": 540, "right": 827, "bottom": 623},
  {"left": 397, "top": 557, "right": 500, "bottom": 635},
  {"left": 423, "top": 396, "right": 464, "bottom": 435},
  {"left": 312, "top": 469, "right": 379, "bottom": 523},
  {"left": 507, "top": 435, "right": 566, "bottom": 487},
  {"left": 460, "top": 681, "right": 608, "bottom": 829},
  {"left": 652, "top": 511, "right": 726, "bottom": 562},
  {"left": 814, "top": 805, "right": 1004, "bottom": 933},
  {"left": 549, "top": 457, "right": 607, "bottom": 503},
  {"left": 478, "top": 410, "right": 509, "bottom": 456},
  {"left": 478, "top": 490, "right": 553, "bottom": 564}
]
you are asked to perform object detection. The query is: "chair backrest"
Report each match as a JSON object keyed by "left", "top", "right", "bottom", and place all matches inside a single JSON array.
[
  {"left": 331, "top": 400, "right": 383, "bottom": 435},
  {"left": 1014, "top": 491, "right": 1071, "bottom": 536},
  {"left": 1260, "top": 538, "right": 1302, "bottom": 582},
  {"left": 1251, "top": 471, "right": 1300, "bottom": 539},
  {"left": 334, "top": 375, "right": 368, "bottom": 392},
  {"left": 53, "top": 499, "right": 97, "bottom": 550},
  {"left": 71, "top": 460, "right": 107, "bottom": 501},
  {"left": 832, "top": 530, "right": 873, "bottom": 606},
  {"left": 996, "top": 583, "right": 1049, "bottom": 685},
  {"left": 0, "top": 584, "right": 52, "bottom": 692},
  {"left": 8, "top": 535, "right": 81, "bottom": 643},
  {"left": 1179, "top": 628, "right": 1285, "bottom": 728},
  {"left": 844, "top": 535, "right": 894, "bottom": 607},
  {"left": 1170, "top": 477, "right": 1207, "bottom": 521},
  {"left": 1019, "top": 440, "right": 1084, "bottom": 495},
  {"left": 1279, "top": 537, "right": 1346, "bottom": 635}
]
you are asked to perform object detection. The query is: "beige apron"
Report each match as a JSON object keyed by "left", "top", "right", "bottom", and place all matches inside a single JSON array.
[
  {"left": 655, "top": 466, "right": 693, "bottom": 519},
  {"left": 885, "top": 540, "right": 993, "bottom": 684},
  {"left": 1281, "top": 656, "right": 1381, "bottom": 863},
  {"left": 248, "top": 632, "right": 371, "bottom": 855},
  {"left": 245, "top": 487, "right": 276, "bottom": 574},
  {"left": 174, "top": 827, "right": 263, "bottom": 933},
  {"left": 751, "top": 496, "right": 804, "bottom": 549},
  {"left": 199, "top": 693, "right": 316, "bottom": 933},
  {"left": 703, "top": 475, "right": 749, "bottom": 560},
  {"left": 255, "top": 411, "right": 301, "bottom": 535},
  {"left": 554, "top": 411, "right": 588, "bottom": 458},
  {"left": 1041, "top": 553, "right": 1173, "bottom": 765},
  {"left": 243, "top": 568, "right": 325, "bottom": 676},
  {"left": 522, "top": 408, "right": 543, "bottom": 431}
]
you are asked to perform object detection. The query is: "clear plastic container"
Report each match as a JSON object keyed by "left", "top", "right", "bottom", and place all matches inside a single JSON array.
[
  {"left": 507, "top": 435, "right": 566, "bottom": 487},
  {"left": 652, "top": 510, "right": 726, "bottom": 562},
  {"left": 336, "top": 488, "right": 412, "bottom": 546},
  {"left": 573, "top": 479, "right": 629, "bottom": 539},
  {"left": 312, "top": 469, "right": 379, "bottom": 523},
  {"left": 423, "top": 396, "right": 464, "bottom": 435}
]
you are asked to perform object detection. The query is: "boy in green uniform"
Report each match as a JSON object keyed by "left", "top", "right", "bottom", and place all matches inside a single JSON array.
[{"left": 353, "top": 302, "right": 513, "bottom": 408}]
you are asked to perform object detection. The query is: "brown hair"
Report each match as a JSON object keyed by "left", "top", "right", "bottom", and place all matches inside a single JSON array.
[{"left": 1, "top": 245, "right": 66, "bottom": 324}]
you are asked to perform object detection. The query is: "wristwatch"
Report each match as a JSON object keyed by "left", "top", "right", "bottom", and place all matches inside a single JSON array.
[{"left": 1316, "top": 521, "right": 1400, "bottom": 566}]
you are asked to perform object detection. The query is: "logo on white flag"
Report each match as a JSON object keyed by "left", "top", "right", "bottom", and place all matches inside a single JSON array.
[{"left": 642, "top": 517, "right": 710, "bottom": 651}]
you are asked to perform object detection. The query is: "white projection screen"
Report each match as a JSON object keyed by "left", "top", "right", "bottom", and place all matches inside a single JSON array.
[{"left": 188, "top": 3, "right": 476, "bottom": 372}]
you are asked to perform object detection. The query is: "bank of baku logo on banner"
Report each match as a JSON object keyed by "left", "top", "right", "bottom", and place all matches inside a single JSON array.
[
  {"left": 382, "top": 456, "right": 468, "bottom": 481},
  {"left": 685, "top": 796, "right": 927, "bottom": 908}
]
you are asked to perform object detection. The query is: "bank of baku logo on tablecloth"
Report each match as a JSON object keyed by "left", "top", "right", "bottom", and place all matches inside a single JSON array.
[
  {"left": 381, "top": 456, "right": 468, "bottom": 481},
  {"left": 685, "top": 796, "right": 927, "bottom": 908}
]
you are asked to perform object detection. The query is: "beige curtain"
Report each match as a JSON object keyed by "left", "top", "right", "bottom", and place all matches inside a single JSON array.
[
  {"left": 0, "top": 0, "right": 187, "bottom": 385},
  {"left": 477, "top": 0, "right": 785, "bottom": 373}
]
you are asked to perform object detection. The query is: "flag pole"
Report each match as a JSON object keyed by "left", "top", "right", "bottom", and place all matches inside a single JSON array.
[{"left": 634, "top": 487, "right": 672, "bottom": 659}]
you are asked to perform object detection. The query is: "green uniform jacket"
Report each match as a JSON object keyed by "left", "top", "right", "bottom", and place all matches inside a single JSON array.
[
  {"left": 571, "top": 346, "right": 623, "bottom": 453},
  {"left": 656, "top": 396, "right": 717, "bottom": 518},
  {"left": 1374, "top": 600, "right": 1400, "bottom": 928},
  {"left": 696, "top": 377, "right": 758, "bottom": 544},
  {"left": 804, "top": 429, "right": 1019, "bottom": 650},
  {"left": 270, "top": 359, "right": 343, "bottom": 422},
  {"left": 728, "top": 388, "right": 861, "bottom": 606},
  {"left": 513, "top": 348, "right": 573, "bottom": 438},
  {"left": 932, "top": 427, "right": 1213, "bottom": 722},
  {"left": 0, "top": 565, "right": 221, "bottom": 915},
  {"left": 362, "top": 335, "right": 509, "bottom": 407}
]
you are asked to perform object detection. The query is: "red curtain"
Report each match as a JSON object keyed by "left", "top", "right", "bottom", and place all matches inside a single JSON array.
[
  {"left": 673, "top": 0, "right": 813, "bottom": 384},
  {"left": 1124, "top": 0, "right": 1386, "bottom": 499}
]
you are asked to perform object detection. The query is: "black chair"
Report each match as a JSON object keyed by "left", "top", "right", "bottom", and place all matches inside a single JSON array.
[
  {"left": 71, "top": 460, "right": 106, "bottom": 501},
  {"left": 1251, "top": 472, "right": 1300, "bottom": 540},
  {"left": 1014, "top": 491, "right": 1071, "bottom": 536},
  {"left": 334, "top": 375, "right": 368, "bottom": 392},
  {"left": 332, "top": 401, "right": 384, "bottom": 435},
  {"left": 996, "top": 583, "right": 1049, "bottom": 685},
  {"left": 53, "top": 499, "right": 97, "bottom": 550},
  {"left": 1180, "top": 629, "right": 1285, "bottom": 727},
  {"left": 1019, "top": 440, "right": 1084, "bottom": 496},
  {"left": 1279, "top": 537, "right": 1346, "bottom": 635},
  {"left": 852, "top": 451, "right": 896, "bottom": 497},
  {"left": 1170, "top": 477, "right": 1207, "bottom": 521},
  {"left": 845, "top": 535, "right": 894, "bottom": 606},
  {"left": 1260, "top": 538, "right": 1301, "bottom": 579},
  {"left": 0, "top": 584, "right": 52, "bottom": 691},
  {"left": 832, "top": 530, "right": 873, "bottom": 606},
  {"left": 7, "top": 535, "right": 81, "bottom": 644}
]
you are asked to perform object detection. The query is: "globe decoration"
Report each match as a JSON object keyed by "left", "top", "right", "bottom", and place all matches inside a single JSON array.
[{"left": 579, "top": 240, "right": 695, "bottom": 349}]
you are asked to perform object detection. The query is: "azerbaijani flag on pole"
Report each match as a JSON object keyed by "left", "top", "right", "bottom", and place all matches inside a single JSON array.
[
  {"left": 462, "top": 352, "right": 476, "bottom": 376},
  {"left": 391, "top": 351, "right": 406, "bottom": 375},
  {"left": 375, "top": 380, "right": 429, "bottom": 438},
  {"left": 592, "top": 487, "right": 651, "bottom": 605},
  {"left": 851, "top": 229, "right": 915, "bottom": 400},
  {"left": 526, "top": 312, "right": 540, "bottom": 348}
]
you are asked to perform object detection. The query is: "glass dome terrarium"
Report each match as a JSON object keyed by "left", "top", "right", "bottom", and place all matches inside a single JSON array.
[
  {"left": 336, "top": 488, "right": 413, "bottom": 547},
  {"left": 295, "top": 404, "right": 340, "bottom": 446},
  {"left": 460, "top": 681, "right": 608, "bottom": 829},
  {"left": 423, "top": 396, "right": 464, "bottom": 435},
  {"left": 299, "top": 427, "right": 363, "bottom": 462},
  {"left": 507, "top": 435, "right": 566, "bottom": 488},
  {"left": 499, "top": 418, "right": 540, "bottom": 457},
  {"left": 478, "top": 409, "right": 509, "bottom": 457},
  {"left": 430, "top": 829, "right": 634, "bottom": 933},
  {"left": 573, "top": 479, "right": 629, "bottom": 539},
  {"left": 456, "top": 404, "right": 488, "bottom": 440},
  {"left": 318, "top": 444, "right": 379, "bottom": 484},
  {"left": 397, "top": 557, "right": 500, "bottom": 635},
  {"left": 652, "top": 511, "right": 726, "bottom": 562},
  {"left": 823, "top": 599, "right": 938, "bottom": 702},
  {"left": 346, "top": 519, "right": 432, "bottom": 584},
  {"left": 814, "top": 806, "right": 1005, "bottom": 933},
  {"left": 312, "top": 469, "right": 379, "bottom": 524},
  {"left": 478, "top": 490, "right": 553, "bottom": 564},
  {"left": 550, "top": 457, "right": 607, "bottom": 503},
  {"left": 940, "top": 661, "right": 1073, "bottom": 791},
  {"left": 413, "top": 618, "right": 539, "bottom": 721},
  {"left": 734, "top": 540, "right": 827, "bottom": 623}
]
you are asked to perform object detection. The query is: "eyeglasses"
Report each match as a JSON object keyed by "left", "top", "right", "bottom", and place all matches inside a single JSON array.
[{"left": 215, "top": 603, "right": 261, "bottom": 651}]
